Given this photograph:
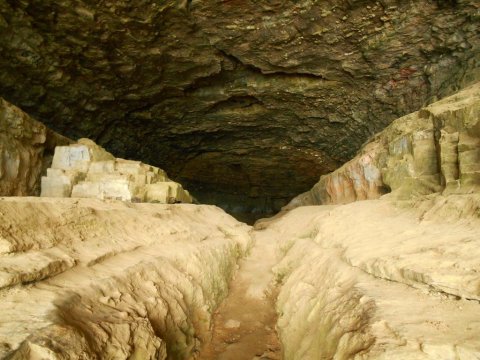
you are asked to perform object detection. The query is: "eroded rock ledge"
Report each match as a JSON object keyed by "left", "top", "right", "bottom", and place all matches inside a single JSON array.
[
  {"left": 251, "top": 78, "right": 480, "bottom": 360},
  {"left": 261, "top": 194, "right": 480, "bottom": 359},
  {"left": 0, "top": 97, "right": 70, "bottom": 196},
  {"left": 0, "top": 198, "right": 252, "bottom": 359}
]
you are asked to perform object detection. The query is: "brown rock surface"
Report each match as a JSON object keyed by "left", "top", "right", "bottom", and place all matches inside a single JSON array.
[
  {"left": 0, "top": 97, "right": 71, "bottom": 197},
  {"left": 0, "top": 0, "right": 479, "bottom": 218}
]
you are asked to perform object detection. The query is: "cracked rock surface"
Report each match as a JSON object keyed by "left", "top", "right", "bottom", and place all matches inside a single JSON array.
[
  {"left": 0, "top": 98, "right": 70, "bottom": 196},
  {"left": 0, "top": 0, "right": 479, "bottom": 219}
]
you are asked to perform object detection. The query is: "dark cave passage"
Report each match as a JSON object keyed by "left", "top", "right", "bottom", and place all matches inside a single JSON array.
[{"left": 168, "top": 148, "right": 334, "bottom": 224}]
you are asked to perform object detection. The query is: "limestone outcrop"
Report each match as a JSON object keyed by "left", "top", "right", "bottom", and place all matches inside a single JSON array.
[
  {"left": 286, "top": 81, "right": 480, "bottom": 208},
  {"left": 257, "top": 193, "right": 480, "bottom": 359},
  {"left": 0, "top": 198, "right": 252, "bottom": 359},
  {"left": 0, "top": 1, "right": 479, "bottom": 217},
  {"left": 41, "top": 139, "right": 192, "bottom": 204},
  {"left": 0, "top": 97, "right": 70, "bottom": 197}
]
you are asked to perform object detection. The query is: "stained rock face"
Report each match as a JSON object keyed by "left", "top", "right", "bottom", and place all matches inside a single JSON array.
[
  {"left": 0, "top": 1, "right": 479, "bottom": 218},
  {"left": 41, "top": 138, "right": 192, "bottom": 203},
  {"left": 0, "top": 198, "right": 252, "bottom": 359},
  {"left": 287, "top": 81, "right": 480, "bottom": 207},
  {"left": 0, "top": 97, "right": 70, "bottom": 197}
]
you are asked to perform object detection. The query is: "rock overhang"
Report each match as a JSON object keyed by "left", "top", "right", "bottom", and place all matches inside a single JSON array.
[{"left": 0, "top": 0, "right": 479, "bottom": 220}]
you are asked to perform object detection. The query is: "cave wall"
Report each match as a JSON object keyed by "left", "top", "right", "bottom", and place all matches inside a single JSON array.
[
  {"left": 0, "top": 0, "right": 479, "bottom": 217},
  {"left": 0, "top": 97, "right": 71, "bottom": 196},
  {"left": 285, "top": 81, "right": 480, "bottom": 208}
]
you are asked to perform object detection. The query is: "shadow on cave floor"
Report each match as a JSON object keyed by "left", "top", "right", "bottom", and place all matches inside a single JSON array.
[{"left": 228, "top": 211, "right": 277, "bottom": 226}]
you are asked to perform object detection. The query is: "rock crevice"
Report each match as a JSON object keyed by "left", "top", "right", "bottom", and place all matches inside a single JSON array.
[{"left": 0, "top": 198, "right": 252, "bottom": 359}]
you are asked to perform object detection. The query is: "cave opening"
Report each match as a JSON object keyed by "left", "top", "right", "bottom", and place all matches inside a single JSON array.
[{"left": 161, "top": 147, "right": 337, "bottom": 224}]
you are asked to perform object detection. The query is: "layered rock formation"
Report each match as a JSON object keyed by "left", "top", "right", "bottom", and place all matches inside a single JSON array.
[
  {"left": 1, "top": 2, "right": 480, "bottom": 356},
  {"left": 0, "top": 198, "right": 251, "bottom": 359},
  {"left": 0, "top": 0, "right": 479, "bottom": 218},
  {"left": 41, "top": 139, "right": 192, "bottom": 204},
  {"left": 287, "top": 81, "right": 480, "bottom": 208},
  {"left": 0, "top": 97, "right": 70, "bottom": 196}
]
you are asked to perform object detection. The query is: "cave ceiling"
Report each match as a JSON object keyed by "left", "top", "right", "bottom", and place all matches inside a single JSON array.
[{"left": 0, "top": 0, "right": 479, "bottom": 213}]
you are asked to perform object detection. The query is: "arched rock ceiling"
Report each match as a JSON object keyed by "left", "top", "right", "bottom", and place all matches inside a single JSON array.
[{"left": 0, "top": 0, "right": 479, "bottom": 215}]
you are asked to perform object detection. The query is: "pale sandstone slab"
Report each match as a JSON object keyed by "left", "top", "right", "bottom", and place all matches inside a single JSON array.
[
  {"left": 144, "top": 182, "right": 192, "bottom": 204},
  {"left": 262, "top": 194, "right": 480, "bottom": 359},
  {"left": 87, "top": 160, "right": 115, "bottom": 174},
  {"left": 42, "top": 139, "right": 192, "bottom": 204},
  {"left": 40, "top": 174, "right": 73, "bottom": 198}
]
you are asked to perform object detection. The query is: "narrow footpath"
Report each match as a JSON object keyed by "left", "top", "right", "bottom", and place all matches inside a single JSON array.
[{"left": 199, "top": 228, "right": 282, "bottom": 360}]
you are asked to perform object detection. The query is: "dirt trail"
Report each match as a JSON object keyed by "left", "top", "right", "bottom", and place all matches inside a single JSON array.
[{"left": 199, "top": 229, "right": 282, "bottom": 360}]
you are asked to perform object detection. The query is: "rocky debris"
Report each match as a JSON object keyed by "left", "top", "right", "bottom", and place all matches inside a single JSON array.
[
  {"left": 286, "top": 81, "right": 480, "bottom": 208},
  {"left": 0, "top": 97, "right": 71, "bottom": 197},
  {"left": 41, "top": 139, "right": 192, "bottom": 204},
  {"left": 256, "top": 193, "right": 480, "bottom": 359},
  {"left": 0, "top": 1, "right": 479, "bottom": 217},
  {"left": 0, "top": 197, "right": 252, "bottom": 359}
]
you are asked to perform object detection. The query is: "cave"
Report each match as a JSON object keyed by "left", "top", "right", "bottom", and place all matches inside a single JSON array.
[
  {"left": 1, "top": 0, "right": 479, "bottom": 221},
  {"left": 1, "top": 1, "right": 480, "bottom": 359}
]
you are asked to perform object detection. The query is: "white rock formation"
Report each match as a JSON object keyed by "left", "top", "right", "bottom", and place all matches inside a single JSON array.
[
  {"left": 41, "top": 138, "right": 193, "bottom": 204},
  {"left": 0, "top": 197, "right": 252, "bottom": 359}
]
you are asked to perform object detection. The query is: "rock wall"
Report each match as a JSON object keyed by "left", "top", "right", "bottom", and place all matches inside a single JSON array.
[
  {"left": 41, "top": 138, "right": 192, "bottom": 204},
  {"left": 0, "top": 97, "right": 70, "bottom": 196},
  {"left": 0, "top": 0, "right": 479, "bottom": 214},
  {"left": 0, "top": 198, "right": 252, "bottom": 359},
  {"left": 286, "top": 81, "right": 480, "bottom": 208},
  {"left": 267, "top": 82, "right": 480, "bottom": 358}
]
